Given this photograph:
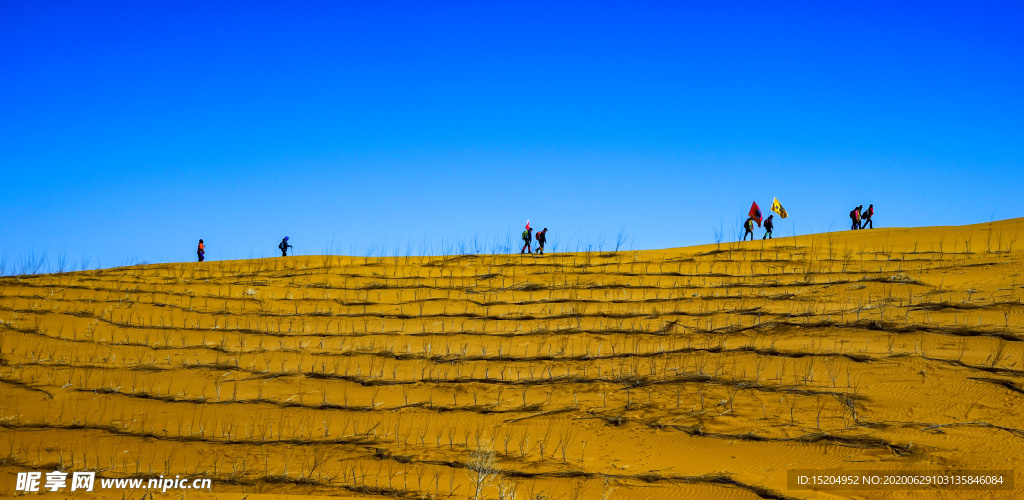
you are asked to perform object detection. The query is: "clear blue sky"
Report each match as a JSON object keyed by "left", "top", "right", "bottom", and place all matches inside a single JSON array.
[{"left": 2, "top": 1, "right": 1022, "bottom": 270}]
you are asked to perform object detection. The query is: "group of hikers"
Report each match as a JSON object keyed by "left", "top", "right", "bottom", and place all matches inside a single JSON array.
[
  {"left": 741, "top": 199, "right": 875, "bottom": 242},
  {"left": 194, "top": 206, "right": 877, "bottom": 261},
  {"left": 742, "top": 198, "right": 786, "bottom": 241},
  {"left": 743, "top": 214, "right": 776, "bottom": 241},
  {"left": 850, "top": 204, "right": 874, "bottom": 230},
  {"left": 521, "top": 221, "right": 548, "bottom": 254},
  {"left": 196, "top": 236, "right": 293, "bottom": 262},
  {"left": 195, "top": 230, "right": 550, "bottom": 262}
]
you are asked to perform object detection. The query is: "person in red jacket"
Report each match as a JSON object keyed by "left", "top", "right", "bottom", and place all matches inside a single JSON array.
[
  {"left": 860, "top": 204, "right": 874, "bottom": 229},
  {"left": 197, "top": 239, "right": 205, "bottom": 262}
]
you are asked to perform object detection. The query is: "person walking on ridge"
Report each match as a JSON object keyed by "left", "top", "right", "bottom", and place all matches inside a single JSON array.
[
  {"left": 279, "top": 237, "right": 293, "bottom": 257},
  {"left": 762, "top": 215, "right": 774, "bottom": 240},
  {"left": 850, "top": 206, "right": 861, "bottom": 230},
  {"left": 521, "top": 227, "right": 533, "bottom": 254},
  {"left": 742, "top": 217, "right": 755, "bottom": 241},
  {"left": 535, "top": 228, "right": 548, "bottom": 254},
  {"left": 860, "top": 204, "right": 874, "bottom": 229},
  {"left": 197, "top": 239, "right": 205, "bottom": 262}
]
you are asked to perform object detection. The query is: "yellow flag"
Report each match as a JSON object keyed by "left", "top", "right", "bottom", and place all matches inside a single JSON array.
[{"left": 771, "top": 197, "right": 788, "bottom": 218}]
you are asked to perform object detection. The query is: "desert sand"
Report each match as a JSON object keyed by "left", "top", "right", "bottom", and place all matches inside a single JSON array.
[{"left": 1, "top": 219, "right": 1022, "bottom": 499}]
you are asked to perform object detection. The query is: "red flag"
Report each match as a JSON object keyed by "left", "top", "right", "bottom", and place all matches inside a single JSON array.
[
  {"left": 748, "top": 201, "right": 763, "bottom": 228},
  {"left": 525, "top": 219, "right": 531, "bottom": 230}
]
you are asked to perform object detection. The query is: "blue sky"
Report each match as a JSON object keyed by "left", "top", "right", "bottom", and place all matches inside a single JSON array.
[{"left": 1, "top": 1, "right": 1022, "bottom": 270}]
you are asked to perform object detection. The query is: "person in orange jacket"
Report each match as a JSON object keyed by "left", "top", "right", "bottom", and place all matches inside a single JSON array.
[{"left": 197, "top": 239, "right": 205, "bottom": 262}]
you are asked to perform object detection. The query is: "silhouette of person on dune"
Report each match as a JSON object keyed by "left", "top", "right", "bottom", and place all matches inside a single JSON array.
[
  {"left": 860, "top": 204, "right": 874, "bottom": 229},
  {"left": 535, "top": 228, "right": 548, "bottom": 254},
  {"left": 521, "top": 228, "right": 533, "bottom": 254}
]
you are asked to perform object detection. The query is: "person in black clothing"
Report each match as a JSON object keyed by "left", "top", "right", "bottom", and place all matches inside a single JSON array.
[
  {"left": 197, "top": 239, "right": 205, "bottom": 262},
  {"left": 279, "top": 237, "right": 293, "bottom": 257},
  {"left": 521, "top": 228, "right": 533, "bottom": 254},
  {"left": 860, "top": 204, "right": 874, "bottom": 229},
  {"left": 762, "top": 215, "right": 774, "bottom": 240},
  {"left": 742, "top": 217, "right": 755, "bottom": 241},
  {"left": 535, "top": 228, "right": 548, "bottom": 254}
]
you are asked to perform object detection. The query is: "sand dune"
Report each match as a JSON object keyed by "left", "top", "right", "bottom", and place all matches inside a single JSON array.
[{"left": 1, "top": 219, "right": 1022, "bottom": 499}]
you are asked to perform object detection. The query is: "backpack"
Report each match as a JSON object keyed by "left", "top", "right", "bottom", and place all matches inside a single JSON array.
[
  {"left": 744, "top": 220, "right": 752, "bottom": 230},
  {"left": 522, "top": 230, "right": 529, "bottom": 241},
  {"left": 279, "top": 241, "right": 285, "bottom": 251},
  {"left": 849, "top": 210, "right": 856, "bottom": 219}
]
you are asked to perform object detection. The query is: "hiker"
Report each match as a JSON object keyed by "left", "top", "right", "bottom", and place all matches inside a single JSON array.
[
  {"left": 279, "top": 237, "right": 292, "bottom": 257},
  {"left": 762, "top": 215, "right": 774, "bottom": 240},
  {"left": 535, "top": 228, "right": 548, "bottom": 254},
  {"left": 197, "top": 239, "right": 205, "bottom": 262},
  {"left": 521, "top": 227, "right": 533, "bottom": 254},
  {"left": 742, "top": 217, "right": 755, "bottom": 241},
  {"left": 850, "top": 206, "right": 861, "bottom": 230},
  {"left": 860, "top": 204, "right": 874, "bottom": 229}
]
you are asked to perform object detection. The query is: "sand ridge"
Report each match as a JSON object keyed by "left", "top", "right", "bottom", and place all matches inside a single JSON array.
[{"left": 1, "top": 219, "right": 1022, "bottom": 499}]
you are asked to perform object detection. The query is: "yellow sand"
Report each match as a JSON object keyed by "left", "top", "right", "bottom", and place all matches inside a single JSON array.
[{"left": 1, "top": 219, "right": 1022, "bottom": 499}]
